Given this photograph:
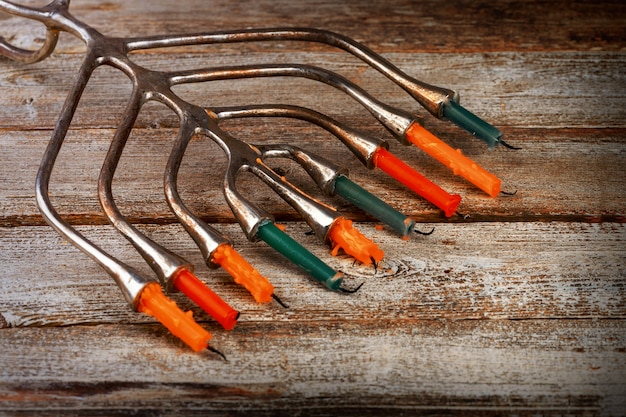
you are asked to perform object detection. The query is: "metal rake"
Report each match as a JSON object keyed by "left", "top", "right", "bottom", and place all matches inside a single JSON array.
[{"left": 1, "top": 0, "right": 512, "bottom": 352}]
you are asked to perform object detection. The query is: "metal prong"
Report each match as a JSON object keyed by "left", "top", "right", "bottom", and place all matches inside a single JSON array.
[
  {"left": 456, "top": 211, "right": 471, "bottom": 220},
  {"left": 208, "top": 345, "right": 228, "bottom": 361},
  {"left": 338, "top": 282, "right": 364, "bottom": 294},
  {"left": 414, "top": 226, "right": 435, "bottom": 236},
  {"left": 272, "top": 293, "right": 289, "bottom": 308},
  {"left": 370, "top": 256, "right": 378, "bottom": 272},
  {"left": 498, "top": 138, "right": 522, "bottom": 150},
  {"left": 500, "top": 189, "right": 518, "bottom": 196}
]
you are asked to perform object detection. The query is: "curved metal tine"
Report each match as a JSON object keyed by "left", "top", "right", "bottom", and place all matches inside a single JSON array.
[
  {"left": 204, "top": 123, "right": 338, "bottom": 243},
  {"left": 97, "top": 88, "right": 192, "bottom": 287},
  {"left": 168, "top": 63, "right": 415, "bottom": 144},
  {"left": 0, "top": 27, "right": 59, "bottom": 64},
  {"left": 0, "top": 0, "right": 69, "bottom": 64},
  {"left": 253, "top": 142, "right": 344, "bottom": 198},
  {"left": 248, "top": 155, "right": 339, "bottom": 242},
  {"left": 34, "top": 52, "right": 150, "bottom": 309},
  {"left": 164, "top": 115, "right": 234, "bottom": 265},
  {"left": 124, "top": 27, "right": 401, "bottom": 82},
  {"left": 4, "top": 0, "right": 165, "bottom": 308},
  {"left": 196, "top": 137, "right": 274, "bottom": 244},
  {"left": 213, "top": 104, "right": 384, "bottom": 170},
  {"left": 123, "top": 27, "right": 453, "bottom": 118}
]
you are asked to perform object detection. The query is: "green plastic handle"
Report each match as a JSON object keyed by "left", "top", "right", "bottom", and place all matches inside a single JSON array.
[
  {"left": 334, "top": 175, "right": 414, "bottom": 238},
  {"left": 443, "top": 100, "right": 502, "bottom": 149},
  {"left": 256, "top": 222, "right": 343, "bottom": 291}
]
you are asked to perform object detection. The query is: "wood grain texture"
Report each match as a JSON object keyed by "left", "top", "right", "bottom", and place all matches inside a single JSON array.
[
  {"left": 2, "top": 126, "right": 625, "bottom": 226},
  {"left": 1, "top": 0, "right": 625, "bottom": 53},
  {"left": 1, "top": 0, "right": 625, "bottom": 415},
  {"left": 0, "top": 320, "right": 624, "bottom": 415},
  {"left": 1, "top": 222, "right": 624, "bottom": 327},
  {"left": 1, "top": 51, "right": 625, "bottom": 130}
]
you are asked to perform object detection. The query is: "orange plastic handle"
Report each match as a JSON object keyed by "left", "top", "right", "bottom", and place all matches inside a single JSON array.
[
  {"left": 172, "top": 269, "right": 239, "bottom": 331},
  {"left": 372, "top": 147, "right": 461, "bottom": 217},
  {"left": 137, "top": 282, "right": 211, "bottom": 352},
  {"left": 328, "top": 217, "right": 384, "bottom": 265},
  {"left": 405, "top": 122, "right": 501, "bottom": 197},
  {"left": 212, "top": 244, "right": 274, "bottom": 303}
]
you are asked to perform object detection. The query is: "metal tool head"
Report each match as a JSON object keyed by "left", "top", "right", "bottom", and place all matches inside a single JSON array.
[{"left": 1, "top": 0, "right": 506, "bottom": 300}]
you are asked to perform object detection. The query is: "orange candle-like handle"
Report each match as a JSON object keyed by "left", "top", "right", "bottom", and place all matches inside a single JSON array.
[
  {"left": 137, "top": 282, "right": 211, "bottom": 352},
  {"left": 372, "top": 147, "right": 461, "bottom": 217},
  {"left": 327, "top": 217, "right": 384, "bottom": 265},
  {"left": 212, "top": 244, "right": 274, "bottom": 303},
  {"left": 405, "top": 122, "right": 501, "bottom": 197},
  {"left": 172, "top": 268, "right": 239, "bottom": 331}
]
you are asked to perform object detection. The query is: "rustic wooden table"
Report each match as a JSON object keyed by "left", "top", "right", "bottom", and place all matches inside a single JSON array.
[{"left": 1, "top": 0, "right": 625, "bottom": 415}]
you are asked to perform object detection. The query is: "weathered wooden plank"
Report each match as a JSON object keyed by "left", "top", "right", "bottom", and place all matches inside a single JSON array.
[
  {"left": 1, "top": 51, "right": 624, "bottom": 130},
  {"left": 0, "top": 320, "right": 624, "bottom": 415},
  {"left": 1, "top": 222, "right": 623, "bottom": 328},
  {"left": 1, "top": 0, "right": 625, "bottom": 53},
  {"left": 1, "top": 126, "right": 624, "bottom": 225},
  {"left": 1, "top": 1, "right": 625, "bottom": 415}
]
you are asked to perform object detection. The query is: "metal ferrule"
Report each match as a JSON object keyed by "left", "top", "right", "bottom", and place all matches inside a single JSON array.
[
  {"left": 214, "top": 104, "right": 386, "bottom": 169},
  {"left": 111, "top": 266, "right": 153, "bottom": 310},
  {"left": 256, "top": 144, "right": 346, "bottom": 197},
  {"left": 404, "top": 82, "right": 459, "bottom": 119},
  {"left": 223, "top": 177, "right": 274, "bottom": 241}
]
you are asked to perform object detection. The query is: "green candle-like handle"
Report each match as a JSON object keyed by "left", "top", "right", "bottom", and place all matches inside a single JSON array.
[
  {"left": 334, "top": 175, "right": 415, "bottom": 238},
  {"left": 443, "top": 100, "right": 503, "bottom": 149},
  {"left": 256, "top": 222, "right": 343, "bottom": 291}
]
